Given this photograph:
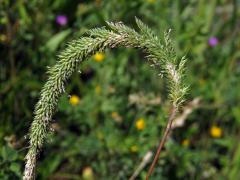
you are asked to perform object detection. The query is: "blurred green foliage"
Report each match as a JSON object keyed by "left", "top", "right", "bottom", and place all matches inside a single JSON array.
[{"left": 0, "top": 0, "right": 240, "bottom": 179}]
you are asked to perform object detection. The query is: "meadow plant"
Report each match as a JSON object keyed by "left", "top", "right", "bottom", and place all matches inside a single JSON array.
[{"left": 23, "top": 18, "right": 188, "bottom": 180}]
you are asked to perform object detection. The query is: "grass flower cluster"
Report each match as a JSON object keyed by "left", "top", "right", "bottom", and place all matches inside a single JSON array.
[{"left": 23, "top": 18, "right": 187, "bottom": 180}]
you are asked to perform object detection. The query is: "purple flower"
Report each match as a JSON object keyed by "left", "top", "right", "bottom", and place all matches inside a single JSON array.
[
  {"left": 56, "top": 15, "right": 68, "bottom": 26},
  {"left": 208, "top": 37, "right": 218, "bottom": 47}
]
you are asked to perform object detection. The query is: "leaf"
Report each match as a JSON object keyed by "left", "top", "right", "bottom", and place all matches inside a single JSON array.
[
  {"left": 45, "top": 29, "right": 71, "bottom": 52},
  {"left": 1, "top": 146, "right": 18, "bottom": 161},
  {"left": 18, "top": 3, "right": 31, "bottom": 25},
  {"left": 10, "top": 163, "right": 21, "bottom": 176},
  {"left": 40, "top": 154, "right": 62, "bottom": 178}
]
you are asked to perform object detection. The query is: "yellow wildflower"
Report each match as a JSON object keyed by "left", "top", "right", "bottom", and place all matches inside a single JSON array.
[
  {"left": 69, "top": 95, "right": 80, "bottom": 106},
  {"left": 130, "top": 145, "right": 138, "bottom": 153},
  {"left": 111, "top": 111, "right": 122, "bottom": 123},
  {"left": 147, "top": 0, "right": 156, "bottom": 4},
  {"left": 93, "top": 52, "right": 105, "bottom": 62},
  {"left": 182, "top": 139, "right": 190, "bottom": 147},
  {"left": 111, "top": 112, "right": 118, "bottom": 117},
  {"left": 95, "top": 85, "right": 101, "bottom": 94},
  {"left": 82, "top": 166, "right": 94, "bottom": 180},
  {"left": 135, "top": 118, "right": 145, "bottom": 130},
  {"left": 210, "top": 125, "right": 222, "bottom": 138}
]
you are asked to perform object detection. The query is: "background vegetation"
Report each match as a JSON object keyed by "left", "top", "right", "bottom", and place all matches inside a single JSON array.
[{"left": 0, "top": 0, "right": 240, "bottom": 179}]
